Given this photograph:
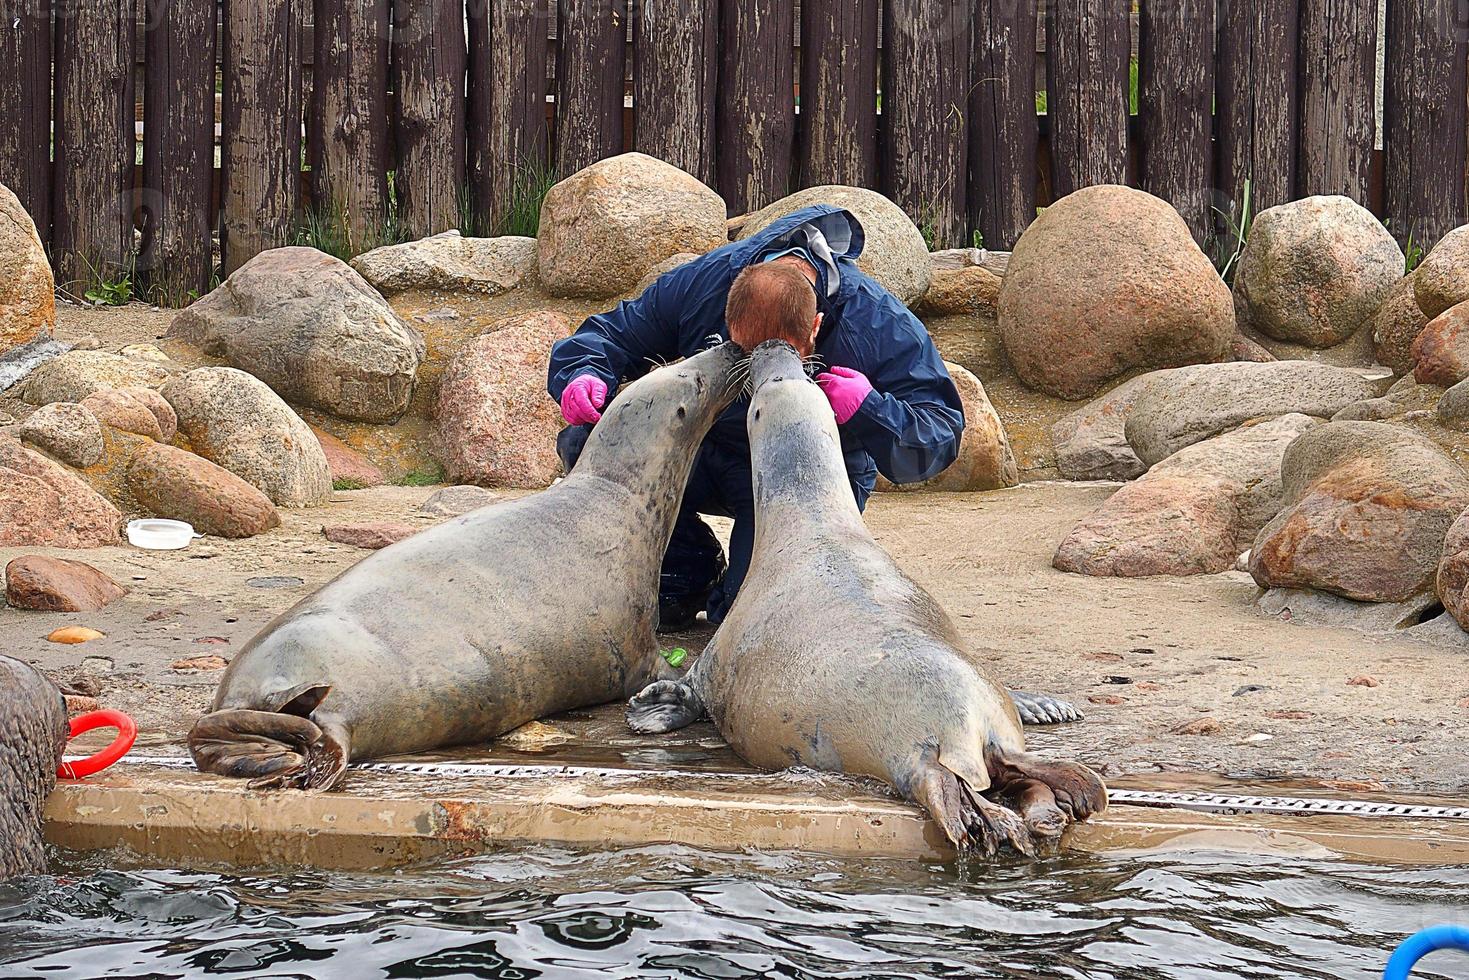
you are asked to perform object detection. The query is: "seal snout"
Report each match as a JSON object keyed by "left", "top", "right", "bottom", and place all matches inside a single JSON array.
[{"left": 748, "top": 339, "right": 810, "bottom": 398}]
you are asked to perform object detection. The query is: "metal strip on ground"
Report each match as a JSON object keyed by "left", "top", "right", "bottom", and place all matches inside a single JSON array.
[{"left": 86, "top": 756, "right": 1469, "bottom": 821}]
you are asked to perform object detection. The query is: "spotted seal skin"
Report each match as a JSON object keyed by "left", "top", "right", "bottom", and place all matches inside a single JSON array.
[
  {"left": 1, "top": 656, "right": 68, "bottom": 878},
  {"left": 628, "top": 341, "right": 1107, "bottom": 855},
  {"left": 189, "top": 341, "right": 746, "bottom": 790}
]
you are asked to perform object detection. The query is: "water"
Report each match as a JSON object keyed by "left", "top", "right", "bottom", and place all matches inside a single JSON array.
[{"left": 2, "top": 845, "right": 1467, "bottom": 979}]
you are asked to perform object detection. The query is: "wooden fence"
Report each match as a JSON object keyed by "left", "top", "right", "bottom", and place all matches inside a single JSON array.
[{"left": 1, "top": 0, "right": 1467, "bottom": 307}]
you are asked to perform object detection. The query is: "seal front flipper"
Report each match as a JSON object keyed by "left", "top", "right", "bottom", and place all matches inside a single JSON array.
[
  {"left": 1008, "top": 690, "right": 1084, "bottom": 726},
  {"left": 188, "top": 684, "right": 350, "bottom": 791},
  {"left": 627, "top": 680, "right": 705, "bottom": 734}
]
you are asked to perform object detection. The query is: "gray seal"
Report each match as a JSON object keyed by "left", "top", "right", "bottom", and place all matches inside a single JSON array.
[
  {"left": 628, "top": 341, "right": 1107, "bottom": 855},
  {"left": 1, "top": 656, "right": 67, "bottom": 878},
  {"left": 190, "top": 341, "right": 746, "bottom": 789}
]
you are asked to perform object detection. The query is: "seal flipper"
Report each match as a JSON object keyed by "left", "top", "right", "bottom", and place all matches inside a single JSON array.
[
  {"left": 988, "top": 747, "right": 1108, "bottom": 823},
  {"left": 996, "top": 779, "right": 1068, "bottom": 846},
  {"left": 1008, "top": 690, "right": 1084, "bottom": 726},
  {"left": 627, "top": 680, "right": 705, "bottom": 734},
  {"left": 909, "top": 753, "right": 1035, "bottom": 858},
  {"left": 188, "top": 684, "right": 350, "bottom": 791}
]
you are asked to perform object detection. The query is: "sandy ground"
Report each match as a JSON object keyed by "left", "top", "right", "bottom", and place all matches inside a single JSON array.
[{"left": 4, "top": 480, "right": 1466, "bottom": 796}]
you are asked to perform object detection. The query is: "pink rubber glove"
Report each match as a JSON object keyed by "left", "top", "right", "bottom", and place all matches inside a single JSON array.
[
  {"left": 816, "top": 366, "right": 874, "bottom": 425},
  {"left": 560, "top": 374, "right": 608, "bottom": 425}
]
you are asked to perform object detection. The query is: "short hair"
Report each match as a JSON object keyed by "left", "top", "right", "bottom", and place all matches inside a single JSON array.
[{"left": 725, "top": 261, "right": 819, "bottom": 356}]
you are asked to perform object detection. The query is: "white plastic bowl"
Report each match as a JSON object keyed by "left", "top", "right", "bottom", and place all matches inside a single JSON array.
[{"left": 126, "top": 519, "right": 200, "bottom": 550}]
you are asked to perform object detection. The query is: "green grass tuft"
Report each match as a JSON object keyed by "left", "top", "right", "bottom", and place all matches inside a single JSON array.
[
  {"left": 1211, "top": 178, "right": 1255, "bottom": 285},
  {"left": 294, "top": 188, "right": 408, "bottom": 262},
  {"left": 494, "top": 160, "right": 556, "bottom": 238},
  {"left": 332, "top": 478, "right": 368, "bottom": 491},
  {"left": 394, "top": 467, "right": 444, "bottom": 487}
]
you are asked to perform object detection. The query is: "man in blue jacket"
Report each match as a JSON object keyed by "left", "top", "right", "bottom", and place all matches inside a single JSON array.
[{"left": 547, "top": 205, "right": 964, "bottom": 630}]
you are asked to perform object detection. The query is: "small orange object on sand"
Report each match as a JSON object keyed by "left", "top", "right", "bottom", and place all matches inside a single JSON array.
[{"left": 47, "top": 627, "right": 105, "bottom": 644}]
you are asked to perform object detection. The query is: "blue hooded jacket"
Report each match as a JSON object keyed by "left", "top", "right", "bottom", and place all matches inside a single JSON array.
[{"left": 546, "top": 205, "right": 965, "bottom": 494}]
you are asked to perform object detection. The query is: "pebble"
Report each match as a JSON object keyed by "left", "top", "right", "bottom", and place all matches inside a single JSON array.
[
  {"left": 1347, "top": 674, "right": 1381, "bottom": 687},
  {"left": 1088, "top": 694, "right": 1127, "bottom": 705},
  {"left": 63, "top": 694, "right": 100, "bottom": 714},
  {"left": 1266, "top": 710, "right": 1313, "bottom": 720},
  {"left": 1172, "top": 717, "right": 1222, "bottom": 736},
  {"left": 247, "top": 576, "right": 304, "bottom": 589},
  {"left": 80, "top": 656, "right": 113, "bottom": 673},
  {"left": 47, "top": 627, "right": 105, "bottom": 644},
  {"left": 170, "top": 655, "right": 230, "bottom": 671}
]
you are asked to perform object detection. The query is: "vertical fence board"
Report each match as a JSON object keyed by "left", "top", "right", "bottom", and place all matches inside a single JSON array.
[
  {"left": 1046, "top": 0, "right": 1129, "bottom": 200},
  {"left": 799, "top": 0, "right": 878, "bottom": 189},
  {"left": 1138, "top": 0, "right": 1214, "bottom": 243},
  {"left": 52, "top": 0, "right": 135, "bottom": 287},
  {"left": 556, "top": 0, "right": 627, "bottom": 178},
  {"left": 632, "top": 0, "right": 717, "bottom": 186},
  {"left": 718, "top": 0, "right": 794, "bottom": 214},
  {"left": 1297, "top": 0, "right": 1376, "bottom": 201},
  {"left": 881, "top": 0, "right": 971, "bottom": 248},
  {"left": 392, "top": 0, "right": 465, "bottom": 239},
  {"left": 311, "top": 0, "right": 389, "bottom": 252},
  {"left": 0, "top": 0, "right": 53, "bottom": 245},
  {"left": 140, "top": 0, "right": 217, "bottom": 305},
  {"left": 468, "top": 0, "right": 549, "bottom": 233},
  {"left": 1385, "top": 0, "right": 1468, "bottom": 247},
  {"left": 222, "top": 0, "right": 304, "bottom": 275},
  {"left": 969, "top": 0, "right": 1038, "bottom": 248},
  {"left": 1216, "top": 0, "right": 1299, "bottom": 215}
]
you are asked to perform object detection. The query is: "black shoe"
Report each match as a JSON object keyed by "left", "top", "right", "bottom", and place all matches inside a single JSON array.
[{"left": 657, "top": 593, "right": 707, "bottom": 633}]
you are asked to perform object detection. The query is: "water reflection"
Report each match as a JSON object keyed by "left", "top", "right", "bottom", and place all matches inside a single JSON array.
[{"left": 0, "top": 845, "right": 1465, "bottom": 979}]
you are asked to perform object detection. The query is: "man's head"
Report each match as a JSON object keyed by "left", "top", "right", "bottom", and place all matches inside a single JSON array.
[{"left": 726, "top": 259, "right": 822, "bottom": 357}]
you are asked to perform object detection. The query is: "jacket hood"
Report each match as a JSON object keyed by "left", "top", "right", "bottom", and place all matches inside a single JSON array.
[{"left": 725, "top": 205, "right": 866, "bottom": 310}]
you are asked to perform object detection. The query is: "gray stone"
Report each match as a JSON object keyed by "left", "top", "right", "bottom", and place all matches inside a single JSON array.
[
  {"left": 1414, "top": 225, "right": 1469, "bottom": 319},
  {"left": 1371, "top": 274, "right": 1428, "bottom": 375},
  {"left": 167, "top": 246, "right": 425, "bottom": 423},
  {"left": 21, "top": 350, "right": 171, "bottom": 405},
  {"left": 0, "top": 179, "right": 54, "bottom": 356},
  {"left": 1258, "top": 588, "right": 1442, "bottom": 635},
  {"left": 1051, "top": 372, "right": 1164, "bottom": 481},
  {"left": 1438, "top": 377, "right": 1469, "bottom": 430},
  {"left": 17, "top": 402, "right": 103, "bottom": 468},
  {"left": 419, "top": 484, "right": 503, "bottom": 517},
  {"left": 1234, "top": 195, "right": 1404, "bottom": 348},
  {"left": 537, "top": 153, "right": 727, "bottom": 299},
  {"left": 739, "top": 185, "right": 932, "bottom": 305},
  {"left": 350, "top": 232, "right": 538, "bottom": 295},
  {"left": 1124, "top": 360, "right": 1381, "bottom": 467},
  {"left": 162, "top": 367, "right": 331, "bottom": 507}
]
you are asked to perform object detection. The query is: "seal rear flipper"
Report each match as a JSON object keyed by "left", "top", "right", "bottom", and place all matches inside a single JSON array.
[
  {"left": 1008, "top": 690, "right": 1084, "bottom": 726},
  {"left": 188, "top": 708, "right": 350, "bottom": 792},
  {"left": 626, "top": 680, "right": 704, "bottom": 734},
  {"left": 909, "top": 755, "right": 1035, "bottom": 858},
  {"left": 988, "top": 747, "right": 1108, "bottom": 823},
  {"left": 996, "top": 779, "right": 1068, "bottom": 847}
]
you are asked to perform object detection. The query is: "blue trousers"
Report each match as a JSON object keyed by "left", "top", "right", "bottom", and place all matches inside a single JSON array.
[{"left": 558, "top": 424, "right": 867, "bottom": 623}]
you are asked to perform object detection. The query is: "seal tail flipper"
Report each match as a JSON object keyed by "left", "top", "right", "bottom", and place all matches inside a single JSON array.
[
  {"left": 987, "top": 747, "right": 1108, "bottom": 823},
  {"left": 995, "top": 778, "right": 1068, "bottom": 847},
  {"left": 627, "top": 680, "right": 705, "bottom": 734},
  {"left": 1008, "top": 690, "right": 1084, "bottom": 726},
  {"left": 910, "top": 755, "right": 1035, "bottom": 858},
  {"left": 188, "top": 705, "right": 349, "bottom": 792}
]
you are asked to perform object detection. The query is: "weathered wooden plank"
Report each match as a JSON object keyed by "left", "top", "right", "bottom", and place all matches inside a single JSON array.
[
  {"left": 140, "top": 0, "right": 217, "bottom": 305},
  {"left": 310, "top": 0, "right": 390, "bottom": 253},
  {"left": 1385, "top": 0, "right": 1468, "bottom": 247},
  {"left": 1045, "top": 0, "right": 1128, "bottom": 201},
  {"left": 1137, "top": 0, "right": 1214, "bottom": 242},
  {"left": 468, "top": 0, "right": 550, "bottom": 232},
  {"left": 555, "top": 0, "right": 626, "bottom": 178},
  {"left": 799, "top": 0, "right": 879, "bottom": 189},
  {"left": 0, "top": 0, "right": 53, "bottom": 245},
  {"left": 221, "top": 0, "right": 304, "bottom": 275},
  {"left": 391, "top": 0, "right": 465, "bottom": 239},
  {"left": 969, "top": 0, "right": 1038, "bottom": 248},
  {"left": 1297, "top": 0, "right": 1377, "bottom": 202},
  {"left": 1216, "top": 0, "right": 1300, "bottom": 215},
  {"left": 881, "top": 0, "right": 971, "bottom": 248},
  {"left": 717, "top": 0, "right": 795, "bottom": 213},
  {"left": 631, "top": 0, "right": 717, "bottom": 186},
  {"left": 52, "top": 0, "right": 136, "bottom": 287}
]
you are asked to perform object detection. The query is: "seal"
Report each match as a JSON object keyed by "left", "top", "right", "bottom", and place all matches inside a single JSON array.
[
  {"left": 628, "top": 341, "right": 1107, "bottom": 855},
  {"left": 189, "top": 341, "right": 746, "bottom": 790},
  {"left": 1, "top": 656, "right": 68, "bottom": 878}
]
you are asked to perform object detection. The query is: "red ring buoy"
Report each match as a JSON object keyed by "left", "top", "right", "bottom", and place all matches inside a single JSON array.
[{"left": 57, "top": 709, "right": 136, "bottom": 779}]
